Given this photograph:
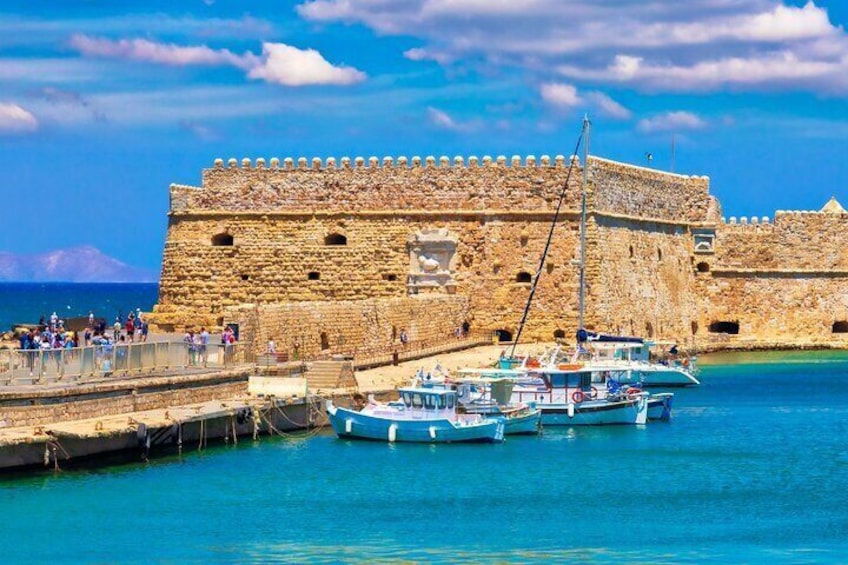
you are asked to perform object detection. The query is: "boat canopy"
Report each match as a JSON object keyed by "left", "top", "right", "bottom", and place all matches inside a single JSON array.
[{"left": 577, "top": 329, "right": 644, "bottom": 344}]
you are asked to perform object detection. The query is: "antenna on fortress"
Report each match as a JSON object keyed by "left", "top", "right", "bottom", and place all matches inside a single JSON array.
[{"left": 670, "top": 133, "right": 676, "bottom": 173}]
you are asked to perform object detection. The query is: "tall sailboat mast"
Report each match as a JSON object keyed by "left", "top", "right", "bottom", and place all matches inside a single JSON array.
[
  {"left": 578, "top": 115, "right": 590, "bottom": 331},
  {"left": 509, "top": 118, "right": 588, "bottom": 358}
]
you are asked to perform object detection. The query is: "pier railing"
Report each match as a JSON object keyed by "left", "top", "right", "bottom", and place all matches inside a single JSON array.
[{"left": 0, "top": 342, "right": 253, "bottom": 386}]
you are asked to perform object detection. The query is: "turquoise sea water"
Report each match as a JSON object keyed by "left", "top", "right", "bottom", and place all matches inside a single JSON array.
[
  {"left": 2, "top": 356, "right": 848, "bottom": 563},
  {"left": 0, "top": 282, "right": 160, "bottom": 330},
  {"left": 1, "top": 285, "right": 848, "bottom": 563}
]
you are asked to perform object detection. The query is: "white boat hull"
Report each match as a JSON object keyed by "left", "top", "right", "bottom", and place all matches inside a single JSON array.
[{"left": 326, "top": 402, "right": 505, "bottom": 443}]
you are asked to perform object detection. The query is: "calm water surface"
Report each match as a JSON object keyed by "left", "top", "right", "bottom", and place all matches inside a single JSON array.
[{"left": 3, "top": 353, "right": 848, "bottom": 563}]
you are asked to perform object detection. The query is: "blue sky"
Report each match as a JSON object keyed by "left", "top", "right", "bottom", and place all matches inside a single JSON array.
[{"left": 1, "top": 0, "right": 848, "bottom": 271}]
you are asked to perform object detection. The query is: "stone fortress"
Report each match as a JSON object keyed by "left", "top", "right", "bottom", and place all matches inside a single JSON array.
[{"left": 149, "top": 153, "right": 848, "bottom": 357}]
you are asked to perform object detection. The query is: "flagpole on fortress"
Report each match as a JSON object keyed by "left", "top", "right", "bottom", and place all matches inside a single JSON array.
[{"left": 578, "top": 114, "right": 590, "bottom": 331}]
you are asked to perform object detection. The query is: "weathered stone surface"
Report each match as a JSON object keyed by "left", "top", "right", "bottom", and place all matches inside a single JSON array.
[{"left": 150, "top": 154, "right": 848, "bottom": 353}]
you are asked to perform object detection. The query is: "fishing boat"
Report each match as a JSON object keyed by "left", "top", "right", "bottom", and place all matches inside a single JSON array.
[
  {"left": 451, "top": 375, "right": 541, "bottom": 435},
  {"left": 458, "top": 366, "right": 655, "bottom": 425},
  {"left": 325, "top": 387, "right": 505, "bottom": 443}
]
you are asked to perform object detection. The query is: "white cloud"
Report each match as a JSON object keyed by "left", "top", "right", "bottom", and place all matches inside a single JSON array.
[
  {"left": 540, "top": 82, "right": 581, "bottom": 107},
  {"left": 247, "top": 43, "right": 366, "bottom": 86},
  {"left": 69, "top": 35, "right": 366, "bottom": 87},
  {"left": 539, "top": 82, "right": 631, "bottom": 120},
  {"left": 584, "top": 92, "right": 632, "bottom": 120},
  {"left": 296, "top": 0, "right": 848, "bottom": 94},
  {"left": 637, "top": 111, "right": 707, "bottom": 133},
  {"left": 0, "top": 103, "right": 38, "bottom": 133},
  {"left": 427, "top": 107, "right": 476, "bottom": 131},
  {"left": 69, "top": 34, "right": 255, "bottom": 69}
]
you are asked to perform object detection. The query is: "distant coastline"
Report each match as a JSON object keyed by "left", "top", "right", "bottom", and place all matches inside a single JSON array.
[{"left": 0, "top": 246, "right": 158, "bottom": 283}]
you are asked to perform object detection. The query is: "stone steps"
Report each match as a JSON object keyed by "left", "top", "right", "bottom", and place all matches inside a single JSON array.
[{"left": 306, "top": 361, "right": 356, "bottom": 391}]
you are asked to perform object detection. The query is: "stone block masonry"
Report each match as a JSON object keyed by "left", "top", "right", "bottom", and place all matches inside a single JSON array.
[{"left": 151, "top": 153, "right": 848, "bottom": 353}]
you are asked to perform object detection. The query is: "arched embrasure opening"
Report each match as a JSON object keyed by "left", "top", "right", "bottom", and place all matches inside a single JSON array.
[
  {"left": 324, "top": 233, "right": 347, "bottom": 245},
  {"left": 696, "top": 262, "right": 710, "bottom": 273},
  {"left": 709, "top": 321, "right": 740, "bottom": 334},
  {"left": 516, "top": 271, "right": 532, "bottom": 283},
  {"left": 832, "top": 321, "right": 848, "bottom": 333},
  {"left": 320, "top": 332, "right": 330, "bottom": 350},
  {"left": 495, "top": 329, "right": 513, "bottom": 342},
  {"left": 212, "top": 233, "right": 234, "bottom": 246}
]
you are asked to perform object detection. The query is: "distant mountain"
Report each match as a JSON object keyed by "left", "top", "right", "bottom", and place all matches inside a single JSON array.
[{"left": 0, "top": 246, "right": 158, "bottom": 282}]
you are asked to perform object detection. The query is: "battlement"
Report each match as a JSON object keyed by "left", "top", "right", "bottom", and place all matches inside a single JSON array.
[
  {"left": 210, "top": 154, "right": 582, "bottom": 171},
  {"left": 162, "top": 153, "right": 716, "bottom": 225}
]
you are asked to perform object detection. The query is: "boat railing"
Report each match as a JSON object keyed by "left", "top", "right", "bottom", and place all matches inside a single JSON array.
[{"left": 0, "top": 342, "right": 252, "bottom": 387}]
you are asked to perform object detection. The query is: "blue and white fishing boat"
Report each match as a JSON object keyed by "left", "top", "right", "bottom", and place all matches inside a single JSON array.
[{"left": 325, "top": 387, "right": 505, "bottom": 443}]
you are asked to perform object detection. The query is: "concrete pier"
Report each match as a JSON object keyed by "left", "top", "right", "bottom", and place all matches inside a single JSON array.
[{"left": 0, "top": 366, "right": 321, "bottom": 471}]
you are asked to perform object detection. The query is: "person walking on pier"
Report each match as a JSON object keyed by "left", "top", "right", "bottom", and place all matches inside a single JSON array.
[{"left": 199, "top": 327, "right": 209, "bottom": 366}]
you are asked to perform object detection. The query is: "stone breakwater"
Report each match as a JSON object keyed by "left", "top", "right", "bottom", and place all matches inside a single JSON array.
[{"left": 150, "top": 153, "right": 848, "bottom": 357}]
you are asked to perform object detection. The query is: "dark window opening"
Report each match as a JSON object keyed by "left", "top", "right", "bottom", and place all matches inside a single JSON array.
[
  {"left": 709, "top": 321, "right": 739, "bottom": 334},
  {"left": 382, "top": 273, "right": 398, "bottom": 282},
  {"left": 391, "top": 326, "right": 397, "bottom": 341},
  {"left": 697, "top": 262, "right": 710, "bottom": 273},
  {"left": 495, "top": 329, "right": 513, "bottom": 342},
  {"left": 629, "top": 245, "right": 634, "bottom": 259},
  {"left": 645, "top": 322, "right": 654, "bottom": 338},
  {"left": 212, "top": 233, "right": 233, "bottom": 246},
  {"left": 657, "top": 248, "right": 663, "bottom": 261},
  {"left": 516, "top": 271, "right": 532, "bottom": 283},
  {"left": 308, "top": 271, "right": 320, "bottom": 280},
  {"left": 833, "top": 321, "right": 848, "bottom": 333},
  {"left": 240, "top": 274, "right": 250, "bottom": 281},
  {"left": 320, "top": 332, "right": 330, "bottom": 350},
  {"left": 324, "top": 233, "right": 347, "bottom": 245},
  {"left": 553, "top": 329, "right": 566, "bottom": 340},
  {"left": 546, "top": 263, "right": 554, "bottom": 274},
  {"left": 691, "top": 321, "right": 699, "bottom": 335}
]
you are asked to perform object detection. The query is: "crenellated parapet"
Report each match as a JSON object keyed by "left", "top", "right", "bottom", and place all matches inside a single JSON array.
[
  {"left": 715, "top": 204, "right": 848, "bottom": 271},
  {"left": 166, "top": 153, "right": 717, "bottom": 225}
]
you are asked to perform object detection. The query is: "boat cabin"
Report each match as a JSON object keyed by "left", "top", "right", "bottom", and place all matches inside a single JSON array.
[{"left": 397, "top": 387, "right": 457, "bottom": 411}]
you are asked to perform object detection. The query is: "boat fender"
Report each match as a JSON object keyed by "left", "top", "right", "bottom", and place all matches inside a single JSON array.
[
  {"left": 571, "top": 390, "right": 585, "bottom": 404},
  {"left": 429, "top": 426, "right": 436, "bottom": 440},
  {"left": 345, "top": 419, "right": 352, "bottom": 434},
  {"left": 388, "top": 424, "right": 397, "bottom": 443},
  {"left": 567, "top": 403, "right": 575, "bottom": 418}
]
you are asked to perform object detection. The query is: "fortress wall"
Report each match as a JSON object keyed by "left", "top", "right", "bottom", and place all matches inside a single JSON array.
[
  {"left": 715, "top": 212, "right": 848, "bottom": 270},
  {"left": 589, "top": 157, "right": 712, "bottom": 222},
  {"left": 153, "top": 212, "right": 584, "bottom": 339},
  {"left": 694, "top": 273, "right": 848, "bottom": 348},
  {"left": 588, "top": 216, "right": 700, "bottom": 342},
  {"left": 223, "top": 295, "right": 470, "bottom": 359}
]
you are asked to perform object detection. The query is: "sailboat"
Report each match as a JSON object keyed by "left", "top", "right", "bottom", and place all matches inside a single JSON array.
[{"left": 487, "top": 116, "right": 668, "bottom": 425}]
